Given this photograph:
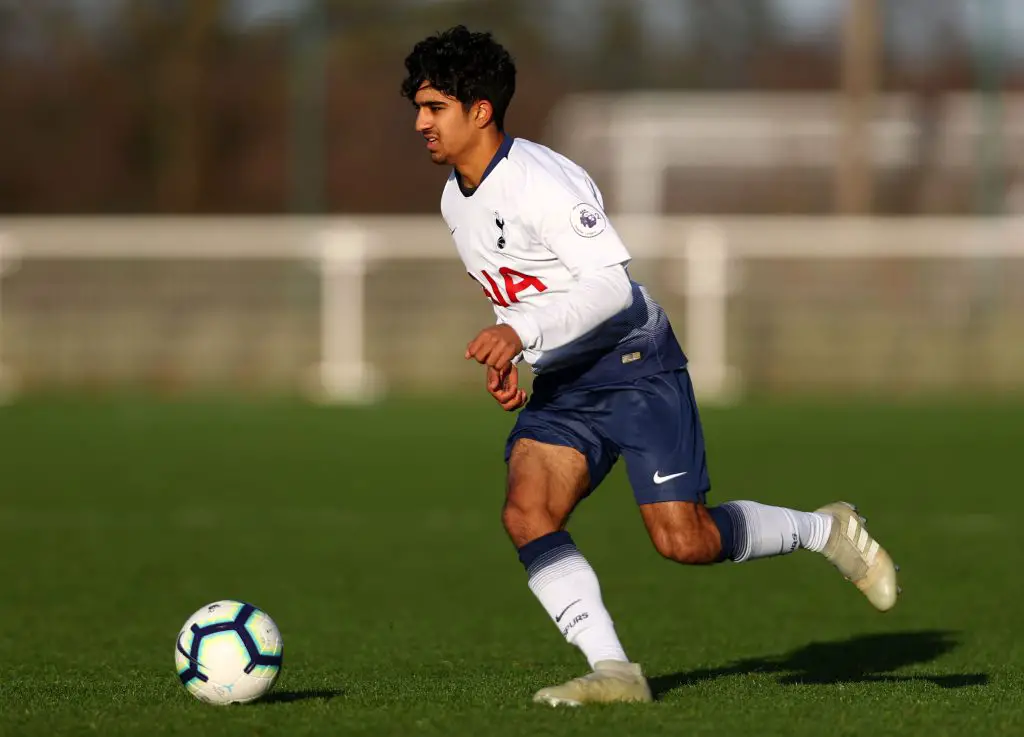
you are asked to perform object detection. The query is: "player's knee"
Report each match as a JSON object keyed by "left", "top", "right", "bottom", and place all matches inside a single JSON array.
[
  {"left": 501, "top": 486, "right": 558, "bottom": 547},
  {"left": 500, "top": 493, "right": 530, "bottom": 536},
  {"left": 649, "top": 518, "right": 721, "bottom": 565}
]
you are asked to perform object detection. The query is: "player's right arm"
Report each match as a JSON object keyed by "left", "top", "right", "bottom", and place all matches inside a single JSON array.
[{"left": 486, "top": 363, "right": 526, "bottom": 411}]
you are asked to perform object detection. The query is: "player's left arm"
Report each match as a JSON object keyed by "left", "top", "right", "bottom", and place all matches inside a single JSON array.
[
  {"left": 500, "top": 265, "right": 631, "bottom": 355},
  {"left": 464, "top": 262, "right": 631, "bottom": 371},
  {"left": 464, "top": 176, "right": 633, "bottom": 371},
  {"left": 501, "top": 180, "right": 633, "bottom": 355}
]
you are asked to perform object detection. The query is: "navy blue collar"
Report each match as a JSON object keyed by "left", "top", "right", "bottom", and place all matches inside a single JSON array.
[{"left": 455, "top": 134, "right": 514, "bottom": 197}]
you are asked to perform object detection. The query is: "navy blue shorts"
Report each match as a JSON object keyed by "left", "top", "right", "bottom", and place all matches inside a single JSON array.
[{"left": 504, "top": 367, "right": 711, "bottom": 505}]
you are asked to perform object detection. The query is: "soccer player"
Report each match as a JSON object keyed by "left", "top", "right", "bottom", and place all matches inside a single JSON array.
[{"left": 401, "top": 26, "right": 899, "bottom": 707}]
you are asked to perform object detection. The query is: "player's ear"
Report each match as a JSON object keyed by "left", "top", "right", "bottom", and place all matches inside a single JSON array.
[{"left": 473, "top": 100, "right": 493, "bottom": 129}]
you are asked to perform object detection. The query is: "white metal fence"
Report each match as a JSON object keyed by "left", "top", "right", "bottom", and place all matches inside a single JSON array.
[{"left": 0, "top": 216, "right": 1022, "bottom": 403}]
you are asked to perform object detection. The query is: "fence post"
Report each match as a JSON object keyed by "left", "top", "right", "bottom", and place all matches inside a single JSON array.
[
  {"left": 0, "top": 234, "right": 20, "bottom": 403},
  {"left": 311, "top": 224, "right": 384, "bottom": 403},
  {"left": 683, "top": 222, "right": 739, "bottom": 403}
]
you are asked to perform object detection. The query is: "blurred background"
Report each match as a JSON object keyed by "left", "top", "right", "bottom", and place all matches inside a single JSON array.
[{"left": 1, "top": 0, "right": 1023, "bottom": 402}]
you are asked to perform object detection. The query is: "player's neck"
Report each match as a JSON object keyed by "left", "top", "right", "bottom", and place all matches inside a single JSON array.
[{"left": 453, "top": 131, "right": 506, "bottom": 190}]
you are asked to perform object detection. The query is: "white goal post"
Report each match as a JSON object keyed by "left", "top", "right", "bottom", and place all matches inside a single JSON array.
[
  {"left": 0, "top": 216, "right": 1023, "bottom": 404},
  {"left": 0, "top": 233, "right": 13, "bottom": 402}
]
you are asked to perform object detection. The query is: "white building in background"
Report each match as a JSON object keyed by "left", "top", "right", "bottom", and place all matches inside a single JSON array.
[{"left": 545, "top": 91, "right": 1024, "bottom": 215}]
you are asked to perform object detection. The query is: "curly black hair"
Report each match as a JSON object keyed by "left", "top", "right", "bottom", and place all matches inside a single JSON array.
[{"left": 401, "top": 26, "right": 516, "bottom": 131}]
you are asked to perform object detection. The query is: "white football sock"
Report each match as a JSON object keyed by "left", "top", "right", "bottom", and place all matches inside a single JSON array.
[
  {"left": 527, "top": 544, "right": 629, "bottom": 668},
  {"left": 720, "top": 501, "right": 832, "bottom": 562}
]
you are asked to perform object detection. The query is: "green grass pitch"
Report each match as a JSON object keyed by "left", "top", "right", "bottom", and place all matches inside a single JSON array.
[{"left": 1, "top": 396, "right": 1022, "bottom": 736}]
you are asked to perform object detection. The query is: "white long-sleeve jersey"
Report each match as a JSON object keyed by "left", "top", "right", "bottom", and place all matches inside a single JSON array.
[{"left": 441, "top": 136, "right": 686, "bottom": 391}]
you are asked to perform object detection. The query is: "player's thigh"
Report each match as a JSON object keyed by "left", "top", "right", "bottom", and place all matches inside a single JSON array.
[
  {"left": 503, "top": 401, "right": 617, "bottom": 544},
  {"left": 506, "top": 438, "right": 590, "bottom": 526},
  {"left": 606, "top": 367, "right": 711, "bottom": 507}
]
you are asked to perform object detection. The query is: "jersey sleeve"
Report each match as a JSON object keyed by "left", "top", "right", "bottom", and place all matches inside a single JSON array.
[
  {"left": 528, "top": 173, "right": 631, "bottom": 277},
  {"left": 501, "top": 263, "right": 633, "bottom": 353}
]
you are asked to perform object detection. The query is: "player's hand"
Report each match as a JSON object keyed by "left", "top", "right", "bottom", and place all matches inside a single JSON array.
[
  {"left": 487, "top": 364, "right": 527, "bottom": 411},
  {"left": 465, "top": 324, "right": 524, "bottom": 373}
]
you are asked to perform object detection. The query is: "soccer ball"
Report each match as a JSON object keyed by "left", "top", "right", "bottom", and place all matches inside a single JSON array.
[{"left": 174, "top": 599, "right": 283, "bottom": 705}]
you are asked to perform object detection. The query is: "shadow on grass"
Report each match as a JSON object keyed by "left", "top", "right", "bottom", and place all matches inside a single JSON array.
[
  {"left": 259, "top": 688, "right": 344, "bottom": 705},
  {"left": 650, "top": 630, "right": 988, "bottom": 700}
]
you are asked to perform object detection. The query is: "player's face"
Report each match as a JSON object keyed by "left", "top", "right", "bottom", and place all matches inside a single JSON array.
[{"left": 413, "top": 83, "right": 476, "bottom": 165}]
